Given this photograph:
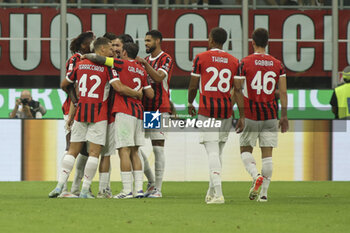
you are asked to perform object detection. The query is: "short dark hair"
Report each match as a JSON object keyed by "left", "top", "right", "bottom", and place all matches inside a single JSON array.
[
  {"left": 123, "top": 43, "right": 139, "bottom": 59},
  {"left": 210, "top": 27, "right": 227, "bottom": 45},
  {"left": 146, "top": 30, "right": 163, "bottom": 42},
  {"left": 103, "top": 32, "right": 117, "bottom": 41},
  {"left": 70, "top": 31, "right": 95, "bottom": 54},
  {"left": 117, "top": 34, "right": 134, "bottom": 44},
  {"left": 93, "top": 37, "right": 111, "bottom": 51},
  {"left": 252, "top": 28, "right": 269, "bottom": 48}
]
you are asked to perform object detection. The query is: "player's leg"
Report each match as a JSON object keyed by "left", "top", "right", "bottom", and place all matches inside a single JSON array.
[
  {"left": 240, "top": 119, "right": 263, "bottom": 200},
  {"left": 61, "top": 131, "right": 70, "bottom": 194},
  {"left": 257, "top": 119, "right": 278, "bottom": 202},
  {"left": 70, "top": 142, "right": 88, "bottom": 195},
  {"left": 259, "top": 148, "right": 273, "bottom": 202},
  {"left": 98, "top": 155, "right": 111, "bottom": 198},
  {"left": 49, "top": 120, "right": 87, "bottom": 198},
  {"left": 114, "top": 147, "right": 133, "bottom": 199},
  {"left": 113, "top": 113, "right": 134, "bottom": 199},
  {"left": 98, "top": 122, "right": 115, "bottom": 198},
  {"left": 79, "top": 120, "right": 107, "bottom": 198},
  {"left": 149, "top": 139, "right": 165, "bottom": 198},
  {"left": 131, "top": 146, "right": 144, "bottom": 198},
  {"left": 79, "top": 142, "right": 101, "bottom": 198},
  {"left": 139, "top": 147, "right": 155, "bottom": 195},
  {"left": 49, "top": 142, "right": 83, "bottom": 198},
  {"left": 198, "top": 115, "right": 225, "bottom": 204}
]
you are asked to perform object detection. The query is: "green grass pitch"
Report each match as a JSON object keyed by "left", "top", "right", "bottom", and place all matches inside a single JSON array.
[{"left": 0, "top": 181, "right": 349, "bottom": 233}]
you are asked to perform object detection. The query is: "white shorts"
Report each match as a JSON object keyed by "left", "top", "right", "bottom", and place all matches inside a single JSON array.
[
  {"left": 101, "top": 122, "right": 116, "bottom": 157},
  {"left": 115, "top": 113, "right": 144, "bottom": 149},
  {"left": 239, "top": 118, "right": 278, "bottom": 148},
  {"left": 144, "top": 112, "right": 169, "bottom": 140},
  {"left": 70, "top": 120, "right": 107, "bottom": 146},
  {"left": 198, "top": 114, "right": 232, "bottom": 144}
]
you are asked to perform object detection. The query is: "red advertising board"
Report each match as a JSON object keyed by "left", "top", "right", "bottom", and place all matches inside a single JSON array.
[{"left": 0, "top": 8, "right": 349, "bottom": 77}]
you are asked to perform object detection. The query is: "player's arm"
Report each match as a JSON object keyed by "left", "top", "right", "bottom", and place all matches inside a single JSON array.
[
  {"left": 61, "top": 67, "right": 79, "bottom": 105},
  {"left": 136, "top": 56, "right": 166, "bottom": 83},
  {"left": 144, "top": 85, "right": 154, "bottom": 99},
  {"left": 110, "top": 79, "right": 143, "bottom": 100},
  {"left": 66, "top": 101, "right": 77, "bottom": 132},
  {"left": 81, "top": 53, "right": 111, "bottom": 66},
  {"left": 278, "top": 75, "right": 289, "bottom": 133},
  {"left": 188, "top": 75, "right": 199, "bottom": 117},
  {"left": 233, "top": 77, "right": 245, "bottom": 133}
]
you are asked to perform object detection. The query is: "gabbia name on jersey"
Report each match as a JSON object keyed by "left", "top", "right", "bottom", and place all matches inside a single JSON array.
[
  {"left": 110, "top": 60, "right": 151, "bottom": 120},
  {"left": 66, "top": 59, "right": 117, "bottom": 123},
  {"left": 237, "top": 53, "right": 286, "bottom": 121},
  {"left": 191, "top": 48, "right": 239, "bottom": 119}
]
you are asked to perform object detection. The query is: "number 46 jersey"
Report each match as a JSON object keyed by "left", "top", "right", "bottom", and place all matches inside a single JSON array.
[
  {"left": 66, "top": 59, "right": 116, "bottom": 123},
  {"left": 238, "top": 53, "right": 286, "bottom": 121},
  {"left": 191, "top": 48, "right": 239, "bottom": 119}
]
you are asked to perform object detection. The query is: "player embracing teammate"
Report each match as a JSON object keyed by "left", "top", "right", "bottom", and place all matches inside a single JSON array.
[{"left": 49, "top": 37, "right": 142, "bottom": 198}]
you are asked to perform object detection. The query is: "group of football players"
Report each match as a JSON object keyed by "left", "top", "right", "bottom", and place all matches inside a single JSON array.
[{"left": 48, "top": 26, "right": 289, "bottom": 204}]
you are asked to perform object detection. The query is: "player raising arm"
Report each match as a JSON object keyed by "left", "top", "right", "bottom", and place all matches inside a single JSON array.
[
  {"left": 237, "top": 28, "right": 288, "bottom": 202},
  {"left": 188, "top": 27, "right": 245, "bottom": 204}
]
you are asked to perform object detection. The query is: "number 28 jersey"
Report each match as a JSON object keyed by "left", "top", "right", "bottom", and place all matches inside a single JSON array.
[
  {"left": 238, "top": 53, "right": 286, "bottom": 121},
  {"left": 66, "top": 59, "right": 116, "bottom": 123},
  {"left": 191, "top": 48, "right": 239, "bottom": 119}
]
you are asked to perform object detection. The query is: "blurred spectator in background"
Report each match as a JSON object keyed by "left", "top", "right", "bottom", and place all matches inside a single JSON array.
[
  {"left": 330, "top": 66, "right": 350, "bottom": 119},
  {"left": 10, "top": 90, "right": 46, "bottom": 119}
]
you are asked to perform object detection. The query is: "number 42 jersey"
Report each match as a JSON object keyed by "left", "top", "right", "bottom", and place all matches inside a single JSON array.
[
  {"left": 238, "top": 53, "right": 286, "bottom": 121},
  {"left": 66, "top": 59, "right": 116, "bottom": 123},
  {"left": 191, "top": 48, "right": 239, "bottom": 119}
]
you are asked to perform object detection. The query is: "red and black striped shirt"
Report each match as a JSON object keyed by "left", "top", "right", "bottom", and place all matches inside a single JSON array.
[
  {"left": 111, "top": 60, "right": 151, "bottom": 120},
  {"left": 62, "top": 53, "right": 81, "bottom": 115},
  {"left": 191, "top": 49, "right": 239, "bottom": 119},
  {"left": 238, "top": 53, "right": 286, "bottom": 121},
  {"left": 142, "top": 51, "right": 173, "bottom": 113},
  {"left": 66, "top": 60, "right": 117, "bottom": 123}
]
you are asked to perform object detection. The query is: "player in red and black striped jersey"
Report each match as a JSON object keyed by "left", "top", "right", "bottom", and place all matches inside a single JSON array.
[
  {"left": 188, "top": 27, "right": 245, "bottom": 204},
  {"left": 236, "top": 28, "right": 288, "bottom": 202},
  {"left": 135, "top": 30, "right": 174, "bottom": 198},
  {"left": 49, "top": 38, "right": 142, "bottom": 199},
  {"left": 110, "top": 43, "right": 154, "bottom": 199},
  {"left": 60, "top": 31, "right": 95, "bottom": 198}
]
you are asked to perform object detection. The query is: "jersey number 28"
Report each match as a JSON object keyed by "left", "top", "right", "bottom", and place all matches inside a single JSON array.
[{"left": 204, "top": 67, "right": 232, "bottom": 93}]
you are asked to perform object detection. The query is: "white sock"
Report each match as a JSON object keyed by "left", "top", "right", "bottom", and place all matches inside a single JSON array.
[
  {"left": 71, "top": 153, "right": 88, "bottom": 193},
  {"left": 204, "top": 142, "right": 223, "bottom": 197},
  {"left": 133, "top": 170, "right": 144, "bottom": 192},
  {"left": 107, "top": 166, "right": 112, "bottom": 190},
  {"left": 241, "top": 152, "right": 259, "bottom": 180},
  {"left": 99, "top": 172, "right": 109, "bottom": 192},
  {"left": 62, "top": 151, "right": 68, "bottom": 192},
  {"left": 139, "top": 148, "right": 155, "bottom": 184},
  {"left": 261, "top": 157, "right": 273, "bottom": 197},
  {"left": 57, "top": 154, "right": 75, "bottom": 189},
  {"left": 153, "top": 146, "right": 165, "bottom": 191},
  {"left": 81, "top": 156, "right": 99, "bottom": 192},
  {"left": 219, "top": 142, "right": 225, "bottom": 166},
  {"left": 121, "top": 171, "right": 133, "bottom": 193}
]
